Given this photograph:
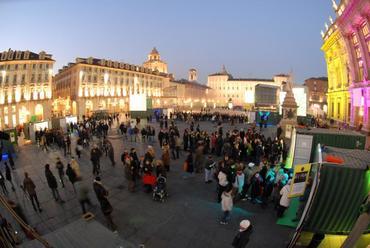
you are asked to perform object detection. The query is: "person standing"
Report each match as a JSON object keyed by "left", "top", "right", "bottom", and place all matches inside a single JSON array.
[
  {"left": 161, "top": 143, "right": 170, "bottom": 172},
  {"left": 204, "top": 155, "right": 215, "bottom": 183},
  {"left": 90, "top": 145, "right": 102, "bottom": 175},
  {"left": 220, "top": 186, "right": 233, "bottom": 224},
  {"left": 277, "top": 180, "right": 291, "bottom": 217},
  {"left": 44, "top": 164, "right": 63, "bottom": 202},
  {"left": 70, "top": 157, "right": 81, "bottom": 179},
  {"left": 55, "top": 158, "right": 65, "bottom": 188},
  {"left": 22, "top": 172, "right": 42, "bottom": 212},
  {"left": 66, "top": 163, "right": 77, "bottom": 193},
  {"left": 107, "top": 144, "right": 115, "bottom": 167},
  {"left": 232, "top": 220, "right": 253, "bottom": 248},
  {"left": 217, "top": 167, "right": 229, "bottom": 203},
  {"left": 183, "top": 151, "right": 194, "bottom": 179},
  {"left": 4, "top": 163, "right": 15, "bottom": 191},
  {"left": 93, "top": 177, "right": 116, "bottom": 231}
]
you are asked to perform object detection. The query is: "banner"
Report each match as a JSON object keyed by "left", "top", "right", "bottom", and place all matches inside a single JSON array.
[{"left": 289, "top": 163, "right": 311, "bottom": 198}]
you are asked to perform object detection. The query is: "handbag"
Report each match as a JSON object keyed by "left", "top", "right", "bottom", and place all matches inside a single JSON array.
[{"left": 183, "top": 161, "right": 188, "bottom": 172}]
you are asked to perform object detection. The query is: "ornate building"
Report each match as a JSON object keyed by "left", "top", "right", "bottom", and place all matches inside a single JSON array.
[
  {"left": 0, "top": 49, "right": 54, "bottom": 129},
  {"left": 322, "top": 0, "right": 370, "bottom": 132},
  {"left": 142, "top": 47, "right": 168, "bottom": 73},
  {"left": 304, "top": 77, "right": 328, "bottom": 117},
  {"left": 163, "top": 71, "right": 215, "bottom": 110},
  {"left": 321, "top": 25, "right": 351, "bottom": 124},
  {"left": 53, "top": 54, "right": 170, "bottom": 118},
  {"left": 207, "top": 66, "right": 289, "bottom": 110}
]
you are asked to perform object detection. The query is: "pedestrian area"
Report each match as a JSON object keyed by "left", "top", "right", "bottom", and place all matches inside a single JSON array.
[{"left": 1, "top": 122, "right": 293, "bottom": 248}]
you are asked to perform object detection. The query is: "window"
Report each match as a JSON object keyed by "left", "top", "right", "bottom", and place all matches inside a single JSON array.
[
  {"left": 23, "top": 64, "right": 26, "bottom": 70},
  {"left": 32, "top": 64, "right": 36, "bottom": 69},
  {"left": 0, "top": 77, "right": 2, "bottom": 84},
  {"left": 31, "top": 74, "right": 35, "bottom": 82},
  {"left": 21, "top": 74, "right": 25, "bottom": 83},
  {"left": 15, "top": 64, "right": 18, "bottom": 70},
  {"left": 13, "top": 75, "right": 17, "bottom": 83},
  {"left": 362, "top": 23, "right": 369, "bottom": 37},
  {"left": 355, "top": 47, "right": 361, "bottom": 58},
  {"left": 45, "top": 74, "right": 49, "bottom": 81},
  {"left": 39, "top": 64, "right": 43, "bottom": 69},
  {"left": 352, "top": 33, "right": 358, "bottom": 45},
  {"left": 46, "top": 64, "right": 49, "bottom": 69},
  {"left": 38, "top": 74, "right": 41, "bottom": 81},
  {"left": 5, "top": 76, "right": 8, "bottom": 83}
]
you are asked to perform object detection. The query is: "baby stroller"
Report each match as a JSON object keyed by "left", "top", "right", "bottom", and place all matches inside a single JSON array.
[{"left": 152, "top": 176, "right": 167, "bottom": 202}]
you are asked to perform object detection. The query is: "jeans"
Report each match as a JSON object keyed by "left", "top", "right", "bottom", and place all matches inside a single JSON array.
[
  {"left": 221, "top": 210, "right": 230, "bottom": 222},
  {"left": 204, "top": 168, "right": 213, "bottom": 182},
  {"left": 51, "top": 188, "right": 61, "bottom": 201},
  {"left": 80, "top": 198, "right": 92, "bottom": 214}
]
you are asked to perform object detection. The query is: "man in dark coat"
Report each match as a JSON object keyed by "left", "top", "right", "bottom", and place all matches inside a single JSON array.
[
  {"left": 23, "top": 172, "right": 42, "bottom": 212},
  {"left": 90, "top": 145, "right": 102, "bottom": 175},
  {"left": 44, "top": 164, "right": 63, "bottom": 202},
  {"left": 93, "top": 177, "right": 116, "bottom": 231},
  {"left": 232, "top": 219, "right": 253, "bottom": 248}
]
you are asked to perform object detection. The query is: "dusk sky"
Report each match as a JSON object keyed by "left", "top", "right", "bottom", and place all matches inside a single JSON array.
[{"left": 0, "top": 0, "right": 335, "bottom": 84}]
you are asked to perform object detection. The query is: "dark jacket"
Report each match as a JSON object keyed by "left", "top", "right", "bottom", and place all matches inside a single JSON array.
[
  {"left": 232, "top": 225, "right": 253, "bottom": 248},
  {"left": 23, "top": 177, "right": 36, "bottom": 195},
  {"left": 93, "top": 182, "right": 112, "bottom": 215},
  {"left": 66, "top": 166, "right": 77, "bottom": 184},
  {"left": 45, "top": 169, "right": 58, "bottom": 189}
]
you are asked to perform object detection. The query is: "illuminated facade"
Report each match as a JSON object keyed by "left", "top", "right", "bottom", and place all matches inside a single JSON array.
[
  {"left": 304, "top": 77, "right": 328, "bottom": 117},
  {"left": 53, "top": 53, "right": 170, "bottom": 118},
  {"left": 142, "top": 47, "right": 168, "bottom": 73},
  {"left": 207, "top": 66, "right": 288, "bottom": 110},
  {"left": 322, "top": 0, "right": 370, "bottom": 132},
  {"left": 0, "top": 49, "right": 54, "bottom": 129},
  {"left": 321, "top": 27, "right": 350, "bottom": 124}
]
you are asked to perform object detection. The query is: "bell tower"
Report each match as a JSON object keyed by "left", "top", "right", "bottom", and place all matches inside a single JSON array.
[{"left": 188, "top": 68, "right": 197, "bottom": 82}]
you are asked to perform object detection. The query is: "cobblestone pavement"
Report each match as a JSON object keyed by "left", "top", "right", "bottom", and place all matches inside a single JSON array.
[{"left": 1, "top": 121, "right": 293, "bottom": 248}]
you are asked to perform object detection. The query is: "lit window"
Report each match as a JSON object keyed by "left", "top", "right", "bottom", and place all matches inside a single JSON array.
[
  {"left": 352, "top": 33, "right": 358, "bottom": 45},
  {"left": 362, "top": 23, "right": 369, "bottom": 37}
]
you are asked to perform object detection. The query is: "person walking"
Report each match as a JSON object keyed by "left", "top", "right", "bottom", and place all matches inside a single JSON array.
[
  {"left": 232, "top": 220, "right": 253, "bottom": 248},
  {"left": 183, "top": 151, "right": 194, "bottom": 179},
  {"left": 44, "top": 164, "right": 63, "bottom": 202},
  {"left": 70, "top": 157, "right": 81, "bottom": 179},
  {"left": 0, "top": 171, "right": 8, "bottom": 195},
  {"left": 107, "top": 144, "right": 115, "bottom": 167},
  {"left": 161, "top": 143, "right": 171, "bottom": 172},
  {"left": 220, "top": 185, "right": 233, "bottom": 224},
  {"left": 93, "top": 177, "right": 116, "bottom": 231},
  {"left": 66, "top": 163, "right": 77, "bottom": 192},
  {"left": 22, "top": 172, "right": 42, "bottom": 212},
  {"left": 74, "top": 177, "right": 93, "bottom": 214},
  {"left": 90, "top": 145, "right": 102, "bottom": 175},
  {"left": 217, "top": 167, "right": 229, "bottom": 203},
  {"left": 4, "top": 163, "right": 15, "bottom": 191},
  {"left": 55, "top": 158, "right": 65, "bottom": 188}
]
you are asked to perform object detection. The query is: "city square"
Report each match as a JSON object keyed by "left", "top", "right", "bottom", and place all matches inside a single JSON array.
[{"left": 0, "top": 0, "right": 370, "bottom": 248}]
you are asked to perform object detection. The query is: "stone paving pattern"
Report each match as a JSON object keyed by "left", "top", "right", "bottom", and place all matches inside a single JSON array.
[{"left": 1, "top": 121, "right": 293, "bottom": 248}]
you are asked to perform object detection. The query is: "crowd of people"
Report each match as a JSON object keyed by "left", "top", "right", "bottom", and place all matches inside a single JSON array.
[{"left": 0, "top": 111, "right": 299, "bottom": 247}]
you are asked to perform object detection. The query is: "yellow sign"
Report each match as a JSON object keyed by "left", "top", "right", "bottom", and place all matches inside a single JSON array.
[{"left": 289, "top": 164, "right": 311, "bottom": 198}]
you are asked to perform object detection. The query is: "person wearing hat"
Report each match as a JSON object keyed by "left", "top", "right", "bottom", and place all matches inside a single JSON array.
[{"left": 232, "top": 219, "right": 253, "bottom": 248}]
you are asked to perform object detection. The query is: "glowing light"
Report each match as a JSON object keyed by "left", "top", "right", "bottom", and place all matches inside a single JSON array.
[
  {"left": 1, "top": 70, "right": 5, "bottom": 78},
  {"left": 40, "top": 90, "right": 45, "bottom": 100},
  {"left": 130, "top": 94, "right": 147, "bottom": 111},
  {"left": 79, "top": 70, "right": 84, "bottom": 81},
  {"left": 84, "top": 87, "right": 89, "bottom": 97},
  {"left": 90, "top": 87, "right": 95, "bottom": 97},
  {"left": 7, "top": 93, "right": 12, "bottom": 103},
  {"left": 15, "top": 87, "right": 21, "bottom": 102},
  {"left": 244, "top": 90, "right": 254, "bottom": 104},
  {"left": 78, "top": 88, "right": 83, "bottom": 97},
  {"left": 104, "top": 73, "right": 109, "bottom": 84}
]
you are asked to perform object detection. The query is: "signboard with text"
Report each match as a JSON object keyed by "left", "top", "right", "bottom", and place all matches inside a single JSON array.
[{"left": 289, "top": 163, "right": 311, "bottom": 198}]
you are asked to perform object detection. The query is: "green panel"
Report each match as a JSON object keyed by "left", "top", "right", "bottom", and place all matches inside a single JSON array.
[
  {"left": 309, "top": 134, "right": 366, "bottom": 161},
  {"left": 303, "top": 164, "right": 367, "bottom": 234},
  {"left": 146, "top": 98, "right": 153, "bottom": 109}
]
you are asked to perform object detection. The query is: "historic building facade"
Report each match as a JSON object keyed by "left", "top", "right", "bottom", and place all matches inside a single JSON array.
[
  {"left": 207, "top": 66, "right": 289, "bottom": 110},
  {"left": 304, "top": 77, "right": 328, "bottom": 117},
  {"left": 53, "top": 51, "right": 170, "bottom": 118},
  {"left": 142, "top": 47, "right": 168, "bottom": 73},
  {"left": 322, "top": 0, "right": 370, "bottom": 132},
  {"left": 0, "top": 49, "right": 54, "bottom": 129},
  {"left": 322, "top": 26, "right": 351, "bottom": 124},
  {"left": 163, "top": 69, "right": 215, "bottom": 110}
]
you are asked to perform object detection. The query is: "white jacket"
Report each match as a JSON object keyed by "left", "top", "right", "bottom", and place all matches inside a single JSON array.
[
  {"left": 279, "top": 184, "right": 291, "bottom": 207},
  {"left": 218, "top": 171, "right": 228, "bottom": 187},
  {"left": 221, "top": 192, "right": 233, "bottom": 211}
]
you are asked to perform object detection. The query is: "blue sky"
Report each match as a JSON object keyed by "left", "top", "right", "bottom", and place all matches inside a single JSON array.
[{"left": 0, "top": 0, "right": 335, "bottom": 83}]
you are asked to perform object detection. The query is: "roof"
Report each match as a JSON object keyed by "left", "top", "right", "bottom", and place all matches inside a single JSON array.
[
  {"left": 322, "top": 146, "right": 370, "bottom": 170},
  {"left": 150, "top": 47, "right": 159, "bottom": 54},
  {"left": 171, "top": 79, "right": 211, "bottom": 89},
  {"left": 296, "top": 127, "right": 365, "bottom": 137},
  {"left": 0, "top": 49, "right": 54, "bottom": 62},
  {"left": 57, "top": 57, "right": 168, "bottom": 77}
]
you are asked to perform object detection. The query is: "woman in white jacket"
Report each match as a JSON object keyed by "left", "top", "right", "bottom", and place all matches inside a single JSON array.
[{"left": 220, "top": 186, "right": 233, "bottom": 224}]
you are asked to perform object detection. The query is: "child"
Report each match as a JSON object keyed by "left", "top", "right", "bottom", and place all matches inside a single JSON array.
[{"left": 220, "top": 185, "right": 233, "bottom": 224}]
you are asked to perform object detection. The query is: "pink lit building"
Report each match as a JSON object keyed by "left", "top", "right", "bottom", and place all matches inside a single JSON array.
[{"left": 335, "top": 0, "right": 370, "bottom": 132}]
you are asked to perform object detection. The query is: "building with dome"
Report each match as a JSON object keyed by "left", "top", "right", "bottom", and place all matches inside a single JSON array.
[{"left": 142, "top": 47, "right": 168, "bottom": 73}]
